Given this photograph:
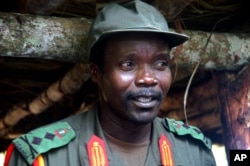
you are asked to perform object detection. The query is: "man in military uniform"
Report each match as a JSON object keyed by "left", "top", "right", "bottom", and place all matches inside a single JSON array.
[{"left": 5, "top": 0, "right": 216, "bottom": 165}]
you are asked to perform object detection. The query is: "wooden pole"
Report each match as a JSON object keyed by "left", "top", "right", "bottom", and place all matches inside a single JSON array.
[
  {"left": 0, "top": 12, "right": 91, "bottom": 63},
  {"left": 215, "top": 64, "right": 250, "bottom": 159},
  {"left": 0, "top": 63, "right": 89, "bottom": 138},
  {"left": 1, "top": 12, "right": 250, "bottom": 69}
]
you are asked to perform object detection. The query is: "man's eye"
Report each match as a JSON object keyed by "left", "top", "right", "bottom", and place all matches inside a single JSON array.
[
  {"left": 155, "top": 61, "right": 168, "bottom": 70},
  {"left": 120, "top": 61, "right": 135, "bottom": 70}
]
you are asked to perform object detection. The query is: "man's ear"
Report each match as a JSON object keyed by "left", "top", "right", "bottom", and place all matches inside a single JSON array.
[{"left": 90, "top": 63, "right": 102, "bottom": 85}]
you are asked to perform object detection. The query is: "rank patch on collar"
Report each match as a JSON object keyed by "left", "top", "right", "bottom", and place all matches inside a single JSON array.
[
  {"left": 165, "top": 118, "right": 212, "bottom": 149},
  {"left": 13, "top": 122, "right": 76, "bottom": 165},
  {"left": 55, "top": 128, "right": 70, "bottom": 138},
  {"left": 159, "top": 134, "right": 174, "bottom": 166},
  {"left": 87, "top": 135, "right": 109, "bottom": 166}
]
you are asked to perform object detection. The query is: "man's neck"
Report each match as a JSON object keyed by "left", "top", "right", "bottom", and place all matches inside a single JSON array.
[{"left": 99, "top": 109, "right": 152, "bottom": 144}]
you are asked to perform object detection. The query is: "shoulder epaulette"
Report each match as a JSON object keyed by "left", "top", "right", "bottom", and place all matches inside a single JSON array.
[
  {"left": 163, "top": 118, "right": 212, "bottom": 149},
  {"left": 13, "top": 121, "right": 76, "bottom": 165}
]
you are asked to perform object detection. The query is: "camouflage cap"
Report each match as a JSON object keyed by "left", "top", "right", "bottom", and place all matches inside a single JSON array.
[{"left": 87, "top": 0, "right": 189, "bottom": 57}]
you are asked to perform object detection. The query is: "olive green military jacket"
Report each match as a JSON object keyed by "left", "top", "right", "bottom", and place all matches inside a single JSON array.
[{"left": 7, "top": 105, "right": 216, "bottom": 166}]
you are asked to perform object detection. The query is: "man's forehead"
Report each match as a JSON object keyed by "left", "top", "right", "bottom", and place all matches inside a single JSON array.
[{"left": 104, "top": 33, "right": 171, "bottom": 60}]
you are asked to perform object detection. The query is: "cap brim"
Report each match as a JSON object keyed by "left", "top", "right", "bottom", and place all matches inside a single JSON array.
[{"left": 98, "top": 29, "right": 189, "bottom": 48}]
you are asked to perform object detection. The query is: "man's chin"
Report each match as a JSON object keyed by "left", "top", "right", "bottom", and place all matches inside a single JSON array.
[{"left": 129, "top": 114, "right": 157, "bottom": 125}]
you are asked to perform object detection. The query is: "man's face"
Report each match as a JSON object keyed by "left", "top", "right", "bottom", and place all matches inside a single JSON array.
[{"left": 92, "top": 33, "right": 172, "bottom": 125}]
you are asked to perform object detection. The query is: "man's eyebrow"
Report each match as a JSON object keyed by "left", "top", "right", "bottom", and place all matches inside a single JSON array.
[
  {"left": 156, "top": 52, "right": 170, "bottom": 58},
  {"left": 119, "top": 53, "right": 137, "bottom": 59}
]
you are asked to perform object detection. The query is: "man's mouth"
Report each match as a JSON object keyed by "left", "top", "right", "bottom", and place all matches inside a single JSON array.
[
  {"left": 129, "top": 90, "right": 162, "bottom": 109},
  {"left": 135, "top": 96, "right": 155, "bottom": 103},
  {"left": 126, "top": 89, "right": 163, "bottom": 109},
  {"left": 132, "top": 95, "right": 158, "bottom": 108}
]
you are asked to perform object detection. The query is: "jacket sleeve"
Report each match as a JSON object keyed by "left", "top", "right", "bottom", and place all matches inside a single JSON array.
[
  {"left": 204, "top": 148, "right": 217, "bottom": 166},
  {"left": 5, "top": 121, "right": 75, "bottom": 165}
]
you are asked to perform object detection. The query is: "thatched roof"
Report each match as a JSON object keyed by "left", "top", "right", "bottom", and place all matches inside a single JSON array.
[{"left": 0, "top": 0, "right": 249, "bottom": 152}]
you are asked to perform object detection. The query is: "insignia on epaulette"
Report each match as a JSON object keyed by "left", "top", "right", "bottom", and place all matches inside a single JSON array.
[
  {"left": 13, "top": 122, "right": 76, "bottom": 165},
  {"left": 164, "top": 118, "right": 212, "bottom": 149},
  {"left": 159, "top": 134, "right": 174, "bottom": 166},
  {"left": 87, "top": 135, "right": 109, "bottom": 166}
]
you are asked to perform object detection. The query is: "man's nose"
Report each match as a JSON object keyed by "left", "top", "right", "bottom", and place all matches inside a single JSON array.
[{"left": 135, "top": 66, "right": 158, "bottom": 87}]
